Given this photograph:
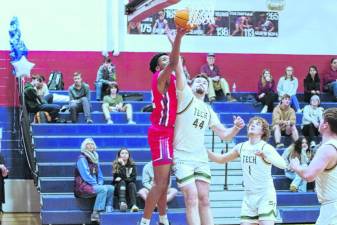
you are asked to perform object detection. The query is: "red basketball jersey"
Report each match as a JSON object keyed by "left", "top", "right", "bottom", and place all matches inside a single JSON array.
[{"left": 150, "top": 71, "right": 177, "bottom": 128}]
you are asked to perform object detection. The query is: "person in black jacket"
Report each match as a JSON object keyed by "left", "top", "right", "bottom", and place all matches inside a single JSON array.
[
  {"left": 0, "top": 153, "right": 9, "bottom": 213},
  {"left": 112, "top": 147, "right": 139, "bottom": 212},
  {"left": 304, "top": 65, "right": 320, "bottom": 103},
  {"left": 24, "top": 76, "right": 61, "bottom": 121}
]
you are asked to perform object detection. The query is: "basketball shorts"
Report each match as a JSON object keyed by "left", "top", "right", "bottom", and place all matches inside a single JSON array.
[
  {"left": 173, "top": 159, "right": 211, "bottom": 188},
  {"left": 240, "top": 189, "right": 277, "bottom": 224},
  {"left": 316, "top": 201, "right": 337, "bottom": 225},
  {"left": 148, "top": 125, "right": 174, "bottom": 167}
]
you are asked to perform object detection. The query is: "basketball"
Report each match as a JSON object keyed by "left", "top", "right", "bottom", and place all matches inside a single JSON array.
[{"left": 174, "top": 9, "right": 196, "bottom": 30}]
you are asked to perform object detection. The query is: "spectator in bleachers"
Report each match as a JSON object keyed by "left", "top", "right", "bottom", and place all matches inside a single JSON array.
[
  {"left": 33, "top": 74, "right": 69, "bottom": 104},
  {"left": 74, "top": 138, "right": 114, "bottom": 223},
  {"left": 69, "top": 72, "right": 93, "bottom": 123},
  {"left": 0, "top": 152, "right": 9, "bottom": 213},
  {"left": 277, "top": 66, "right": 301, "bottom": 113},
  {"left": 302, "top": 95, "right": 323, "bottom": 149},
  {"left": 200, "top": 53, "right": 235, "bottom": 102},
  {"left": 24, "top": 77, "right": 61, "bottom": 122},
  {"left": 102, "top": 84, "right": 136, "bottom": 124},
  {"left": 323, "top": 57, "right": 337, "bottom": 100},
  {"left": 272, "top": 94, "right": 299, "bottom": 148},
  {"left": 138, "top": 161, "right": 178, "bottom": 205},
  {"left": 257, "top": 69, "right": 277, "bottom": 113},
  {"left": 304, "top": 65, "right": 321, "bottom": 103},
  {"left": 282, "top": 137, "right": 309, "bottom": 192},
  {"left": 112, "top": 147, "right": 139, "bottom": 212},
  {"left": 96, "top": 57, "right": 117, "bottom": 101}
]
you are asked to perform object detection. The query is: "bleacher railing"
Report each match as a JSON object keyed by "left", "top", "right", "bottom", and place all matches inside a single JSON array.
[{"left": 17, "top": 77, "right": 38, "bottom": 185}]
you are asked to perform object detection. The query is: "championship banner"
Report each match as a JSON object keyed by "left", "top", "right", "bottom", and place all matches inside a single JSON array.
[{"left": 127, "top": 9, "right": 279, "bottom": 37}]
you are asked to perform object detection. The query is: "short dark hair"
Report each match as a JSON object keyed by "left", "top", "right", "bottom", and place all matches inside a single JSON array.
[
  {"left": 149, "top": 53, "right": 168, "bottom": 73},
  {"left": 104, "top": 57, "right": 112, "bottom": 64},
  {"left": 331, "top": 57, "right": 337, "bottom": 64},
  {"left": 191, "top": 73, "right": 209, "bottom": 85},
  {"left": 105, "top": 83, "right": 119, "bottom": 94},
  {"left": 323, "top": 108, "right": 337, "bottom": 135}
]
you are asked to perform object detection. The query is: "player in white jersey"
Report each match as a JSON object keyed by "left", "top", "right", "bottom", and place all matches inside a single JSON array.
[
  {"left": 173, "top": 70, "right": 245, "bottom": 225},
  {"left": 208, "top": 117, "right": 287, "bottom": 225},
  {"left": 290, "top": 108, "right": 337, "bottom": 225}
]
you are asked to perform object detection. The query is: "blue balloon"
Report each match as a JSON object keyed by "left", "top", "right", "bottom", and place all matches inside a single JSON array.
[{"left": 9, "top": 16, "right": 28, "bottom": 62}]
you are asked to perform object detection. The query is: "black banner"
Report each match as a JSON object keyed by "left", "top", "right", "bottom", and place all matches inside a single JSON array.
[{"left": 127, "top": 9, "right": 279, "bottom": 37}]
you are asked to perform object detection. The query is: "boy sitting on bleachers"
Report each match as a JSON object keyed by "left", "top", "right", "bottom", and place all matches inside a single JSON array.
[
  {"left": 102, "top": 83, "right": 136, "bottom": 124},
  {"left": 138, "top": 161, "right": 178, "bottom": 206},
  {"left": 272, "top": 94, "right": 299, "bottom": 148}
]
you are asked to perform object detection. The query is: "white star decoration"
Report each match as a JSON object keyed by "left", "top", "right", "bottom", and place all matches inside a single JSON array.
[{"left": 11, "top": 56, "right": 35, "bottom": 77}]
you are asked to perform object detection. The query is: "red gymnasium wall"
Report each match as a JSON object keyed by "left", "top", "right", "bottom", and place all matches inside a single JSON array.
[{"left": 0, "top": 50, "right": 334, "bottom": 106}]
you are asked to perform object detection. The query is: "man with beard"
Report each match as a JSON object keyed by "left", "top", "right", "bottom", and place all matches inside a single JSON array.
[
  {"left": 173, "top": 72, "right": 245, "bottom": 225},
  {"left": 290, "top": 108, "right": 337, "bottom": 225}
]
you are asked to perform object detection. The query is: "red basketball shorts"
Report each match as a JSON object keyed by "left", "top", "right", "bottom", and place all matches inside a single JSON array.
[{"left": 148, "top": 125, "right": 174, "bottom": 167}]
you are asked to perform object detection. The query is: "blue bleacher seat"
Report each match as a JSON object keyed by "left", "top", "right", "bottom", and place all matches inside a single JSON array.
[{"left": 34, "top": 91, "right": 327, "bottom": 224}]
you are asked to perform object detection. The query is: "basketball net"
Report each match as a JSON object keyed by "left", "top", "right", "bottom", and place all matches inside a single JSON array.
[
  {"left": 266, "top": 0, "right": 285, "bottom": 11},
  {"left": 184, "top": 0, "right": 216, "bottom": 25}
]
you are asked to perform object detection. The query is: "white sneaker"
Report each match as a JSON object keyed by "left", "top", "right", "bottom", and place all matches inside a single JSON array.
[
  {"left": 107, "top": 119, "right": 113, "bottom": 124},
  {"left": 260, "top": 105, "right": 268, "bottom": 113},
  {"left": 128, "top": 120, "right": 136, "bottom": 124}
]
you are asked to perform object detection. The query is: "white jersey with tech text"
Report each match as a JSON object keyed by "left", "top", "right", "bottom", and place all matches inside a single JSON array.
[
  {"left": 316, "top": 139, "right": 337, "bottom": 204},
  {"left": 173, "top": 85, "right": 220, "bottom": 162},
  {"left": 237, "top": 140, "right": 283, "bottom": 193}
]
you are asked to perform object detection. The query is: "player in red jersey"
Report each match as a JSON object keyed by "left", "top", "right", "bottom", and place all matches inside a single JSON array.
[{"left": 139, "top": 28, "right": 187, "bottom": 225}]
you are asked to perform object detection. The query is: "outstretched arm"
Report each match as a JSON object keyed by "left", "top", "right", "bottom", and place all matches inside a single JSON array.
[
  {"left": 166, "top": 29, "right": 187, "bottom": 91},
  {"left": 157, "top": 28, "right": 187, "bottom": 93},
  {"left": 208, "top": 147, "right": 240, "bottom": 164},
  {"left": 212, "top": 116, "right": 245, "bottom": 141},
  {"left": 290, "top": 145, "right": 336, "bottom": 182}
]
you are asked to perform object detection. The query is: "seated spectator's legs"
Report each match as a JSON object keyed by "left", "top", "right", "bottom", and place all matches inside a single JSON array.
[
  {"left": 207, "top": 78, "right": 216, "bottom": 101},
  {"left": 302, "top": 123, "right": 319, "bottom": 145},
  {"left": 69, "top": 101, "right": 81, "bottom": 123},
  {"left": 290, "top": 95, "right": 301, "bottom": 112},
  {"left": 92, "top": 185, "right": 114, "bottom": 212},
  {"left": 121, "top": 103, "right": 135, "bottom": 124},
  {"left": 127, "top": 182, "right": 138, "bottom": 208},
  {"left": 38, "top": 104, "right": 61, "bottom": 121},
  {"left": 285, "top": 125, "right": 299, "bottom": 142},
  {"left": 95, "top": 81, "right": 103, "bottom": 101},
  {"left": 80, "top": 97, "right": 92, "bottom": 121},
  {"left": 102, "top": 103, "right": 112, "bottom": 122},
  {"left": 260, "top": 93, "right": 277, "bottom": 112},
  {"left": 167, "top": 187, "right": 178, "bottom": 202},
  {"left": 219, "top": 78, "right": 230, "bottom": 96},
  {"left": 304, "top": 92, "right": 312, "bottom": 103},
  {"left": 116, "top": 180, "right": 128, "bottom": 211},
  {"left": 273, "top": 125, "right": 282, "bottom": 145},
  {"left": 328, "top": 81, "right": 337, "bottom": 98},
  {"left": 44, "top": 94, "right": 54, "bottom": 104},
  {"left": 285, "top": 170, "right": 307, "bottom": 192},
  {"left": 137, "top": 188, "right": 149, "bottom": 201}
]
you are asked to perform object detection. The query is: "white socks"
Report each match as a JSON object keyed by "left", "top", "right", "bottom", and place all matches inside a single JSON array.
[
  {"left": 159, "top": 214, "right": 169, "bottom": 225},
  {"left": 140, "top": 218, "right": 150, "bottom": 225}
]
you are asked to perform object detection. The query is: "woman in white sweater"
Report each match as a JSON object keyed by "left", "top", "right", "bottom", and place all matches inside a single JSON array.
[
  {"left": 301, "top": 95, "right": 323, "bottom": 148},
  {"left": 277, "top": 66, "right": 301, "bottom": 112}
]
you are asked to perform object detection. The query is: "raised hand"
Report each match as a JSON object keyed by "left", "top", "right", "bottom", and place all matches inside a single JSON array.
[{"left": 233, "top": 116, "right": 245, "bottom": 129}]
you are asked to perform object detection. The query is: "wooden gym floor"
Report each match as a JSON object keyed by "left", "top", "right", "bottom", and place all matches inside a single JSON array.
[{"left": 0, "top": 213, "right": 314, "bottom": 225}]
